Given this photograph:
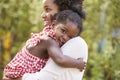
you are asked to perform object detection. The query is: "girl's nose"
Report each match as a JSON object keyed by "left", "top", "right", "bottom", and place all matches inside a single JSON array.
[{"left": 62, "top": 35, "right": 70, "bottom": 42}]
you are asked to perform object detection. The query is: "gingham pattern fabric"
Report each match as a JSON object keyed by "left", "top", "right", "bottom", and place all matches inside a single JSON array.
[
  {"left": 5, "top": 25, "right": 57, "bottom": 78},
  {"left": 5, "top": 48, "right": 48, "bottom": 78},
  {"left": 26, "top": 25, "right": 56, "bottom": 48}
]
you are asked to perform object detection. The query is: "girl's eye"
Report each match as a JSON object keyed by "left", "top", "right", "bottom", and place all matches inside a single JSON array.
[
  {"left": 61, "top": 29, "right": 66, "bottom": 34},
  {"left": 69, "top": 36, "right": 72, "bottom": 39}
]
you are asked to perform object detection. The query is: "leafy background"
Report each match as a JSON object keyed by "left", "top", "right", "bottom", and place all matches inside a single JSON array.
[{"left": 0, "top": 0, "right": 120, "bottom": 80}]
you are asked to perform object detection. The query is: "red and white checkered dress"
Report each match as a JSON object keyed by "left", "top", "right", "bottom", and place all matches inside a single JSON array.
[{"left": 5, "top": 25, "right": 58, "bottom": 78}]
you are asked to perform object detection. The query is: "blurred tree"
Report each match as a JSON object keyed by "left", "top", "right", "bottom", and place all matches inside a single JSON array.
[
  {"left": 0, "top": 0, "right": 43, "bottom": 79},
  {"left": 82, "top": 0, "right": 120, "bottom": 80},
  {"left": 0, "top": 0, "right": 120, "bottom": 80}
]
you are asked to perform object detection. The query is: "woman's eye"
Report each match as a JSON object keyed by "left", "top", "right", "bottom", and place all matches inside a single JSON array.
[{"left": 45, "top": 8, "right": 51, "bottom": 12}]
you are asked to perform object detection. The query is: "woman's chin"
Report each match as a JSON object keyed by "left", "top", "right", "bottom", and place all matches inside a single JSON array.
[{"left": 44, "top": 22, "right": 50, "bottom": 26}]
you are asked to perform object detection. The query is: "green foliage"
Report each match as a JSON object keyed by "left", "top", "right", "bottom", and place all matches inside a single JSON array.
[
  {"left": 0, "top": 0, "right": 120, "bottom": 80},
  {"left": 0, "top": 0, "right": 43, "bottom": 79},
  {"left": 82, "top": 0, "right": 120, "bottom": 80}
]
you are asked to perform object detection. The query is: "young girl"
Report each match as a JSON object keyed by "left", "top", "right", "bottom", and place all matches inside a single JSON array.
[{"left": 4, "top": 10, "right": 85, "bottom": 79}]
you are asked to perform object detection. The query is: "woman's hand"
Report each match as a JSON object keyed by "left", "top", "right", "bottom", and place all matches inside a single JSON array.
[
  {"left": 3, "top": 70, "right": 22, "bottom": 80},
  {"left": 3, "top": 77, "right": 22, "bottom": 80},
  {"left": 3, "top": 72, "right": 22, "bottom": 80}
]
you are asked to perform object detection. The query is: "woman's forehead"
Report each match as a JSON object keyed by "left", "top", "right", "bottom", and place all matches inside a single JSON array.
[
  {"left": 43, "top": 0, "right": 54, "bottom": 5},
  {"left": 42, "top": 0, "right": 58, "bottom": 9}
]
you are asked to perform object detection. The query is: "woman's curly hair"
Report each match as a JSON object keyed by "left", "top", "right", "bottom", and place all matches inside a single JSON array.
[{"left": 53, "top": 0, "right": 86, "bottom": 19}]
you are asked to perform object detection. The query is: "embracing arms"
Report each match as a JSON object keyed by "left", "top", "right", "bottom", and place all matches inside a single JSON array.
[{"left": 44, "top": 37, "right": 86, "bottom": 71}]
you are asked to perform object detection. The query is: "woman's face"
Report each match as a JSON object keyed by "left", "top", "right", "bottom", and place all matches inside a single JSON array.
[{"left": 41, "top": 0, "right": 59, "bottom": 26}]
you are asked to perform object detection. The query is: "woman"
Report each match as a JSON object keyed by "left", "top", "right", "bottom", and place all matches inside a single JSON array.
[{"left": 22, "top": 0, "right": 88, "bottom": 80}]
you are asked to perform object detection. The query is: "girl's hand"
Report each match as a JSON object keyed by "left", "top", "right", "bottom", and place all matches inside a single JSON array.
[{"left": 77, "top": 58, "right": 86, "bottom": 71}]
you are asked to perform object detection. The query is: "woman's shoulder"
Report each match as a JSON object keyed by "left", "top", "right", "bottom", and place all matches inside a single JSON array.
[{"left": 63, "top": 36, "right": 88, "bottom": 48}]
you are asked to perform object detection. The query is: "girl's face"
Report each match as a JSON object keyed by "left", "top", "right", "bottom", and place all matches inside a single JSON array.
[
  {"left": 53, "top": 20, "right": 79, "bottom": 46},
  {"left": 41, "top": 0, "right": 59, "bottom": 26}
]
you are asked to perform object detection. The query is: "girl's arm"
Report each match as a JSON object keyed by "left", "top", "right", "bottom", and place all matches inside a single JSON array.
[{"left": 44, "top": 37, "right": 86, "bottom": 71}]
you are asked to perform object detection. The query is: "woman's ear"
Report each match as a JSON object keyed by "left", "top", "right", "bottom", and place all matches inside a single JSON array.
[{"left": 51, "top": 20, "right": 57, "bottom": 26}]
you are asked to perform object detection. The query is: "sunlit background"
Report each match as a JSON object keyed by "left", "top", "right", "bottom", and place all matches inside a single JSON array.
[{"left": 0, "top": 0, "right": 120, "bottom": 80}]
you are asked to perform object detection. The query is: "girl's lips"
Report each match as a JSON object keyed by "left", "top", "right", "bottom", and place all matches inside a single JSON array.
[
  {"left": 58, "top": 39, "right": 65, "bottom": 46},
  {"left": 56, "top": 39, "right": 62, "bottom": 46}
]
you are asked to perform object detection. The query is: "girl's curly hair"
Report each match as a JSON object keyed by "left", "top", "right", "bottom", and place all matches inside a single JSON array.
[{"left": 53, "top": 0, "right": 86, "bottom": 19}]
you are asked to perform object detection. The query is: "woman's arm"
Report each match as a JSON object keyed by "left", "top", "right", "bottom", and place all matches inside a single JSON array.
[{"left": 44, "top": 37, "right": 86, "bottom": 71}]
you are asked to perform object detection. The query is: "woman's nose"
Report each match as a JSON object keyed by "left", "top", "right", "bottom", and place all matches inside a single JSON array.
[{"left": 41, "top": 12, "right": 45, "bottom": 19}]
